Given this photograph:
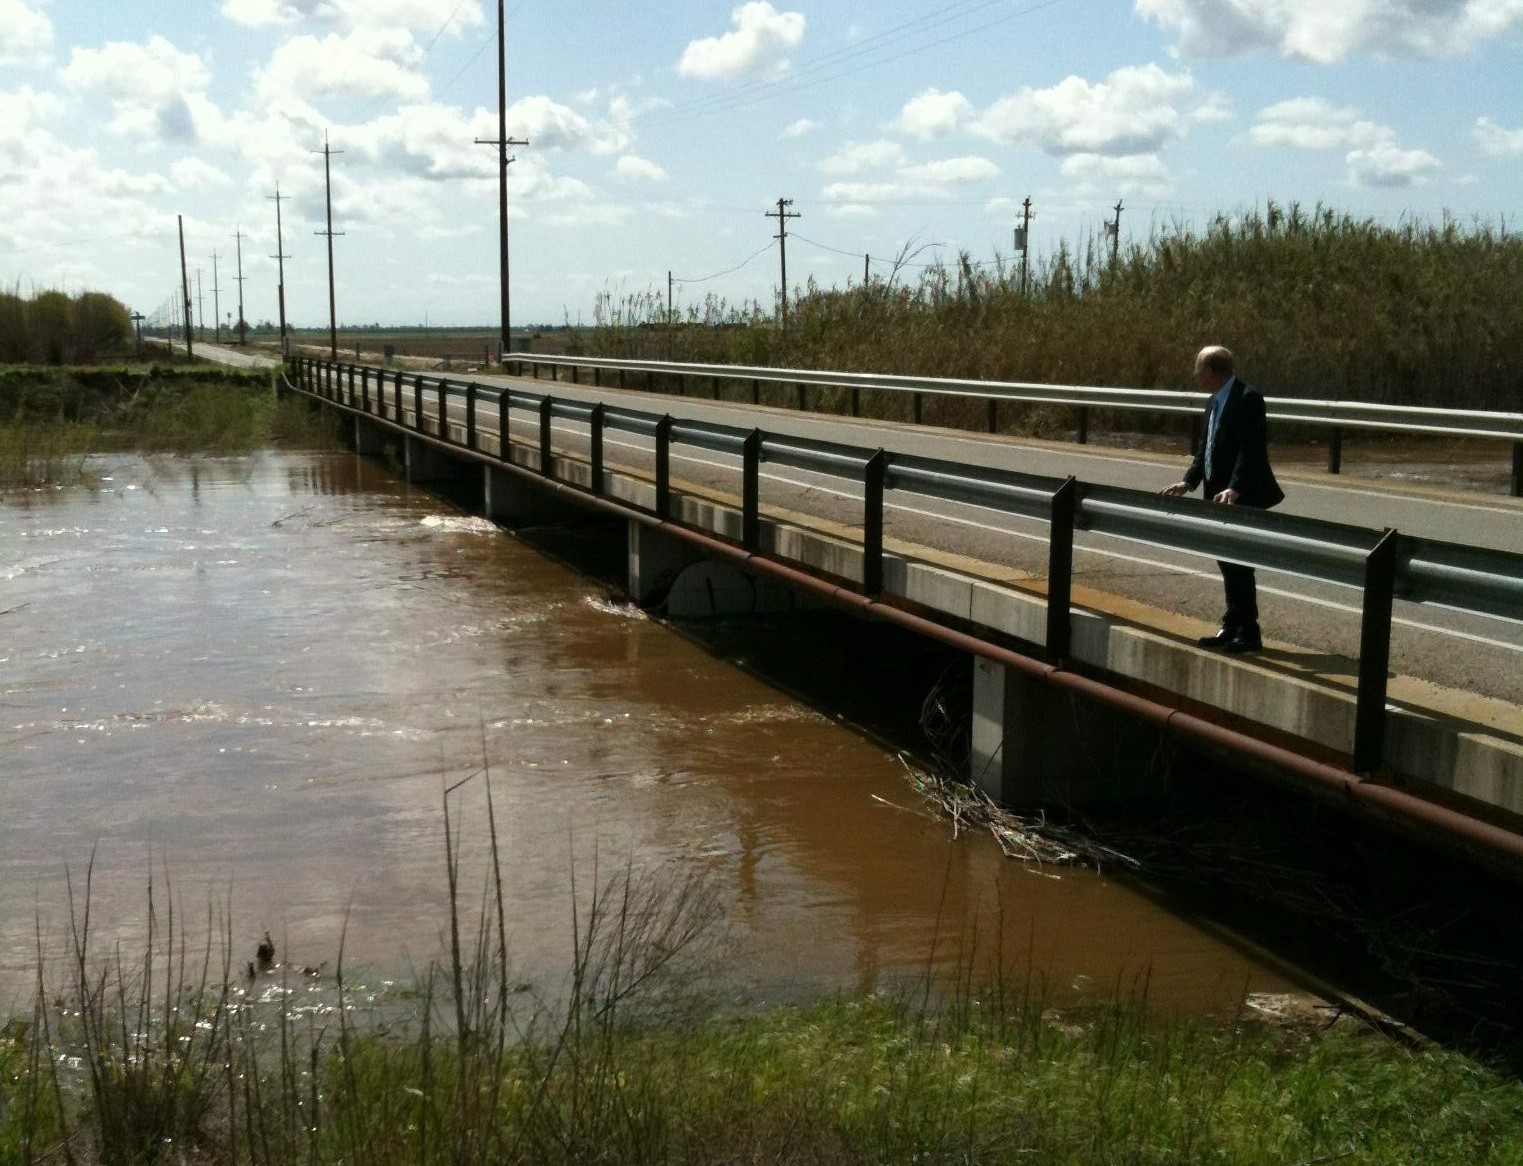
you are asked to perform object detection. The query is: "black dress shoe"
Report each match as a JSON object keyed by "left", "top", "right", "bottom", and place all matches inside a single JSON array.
[
  {"left": 1222, "top": 629, "right": 1263, "bottom": 654},
  {"left": 1197, "top": 627, "right": 1235, "bottom": 648}
]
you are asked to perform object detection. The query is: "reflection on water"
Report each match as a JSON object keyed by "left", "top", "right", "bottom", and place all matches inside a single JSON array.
[{"left": 0, "top": 451, "right": 1290, "bottom": 1014}]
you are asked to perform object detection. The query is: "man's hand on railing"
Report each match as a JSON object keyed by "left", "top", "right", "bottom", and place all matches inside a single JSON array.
[{"left": 1161, "top": 481, "right": 1190, "bottom": 497}]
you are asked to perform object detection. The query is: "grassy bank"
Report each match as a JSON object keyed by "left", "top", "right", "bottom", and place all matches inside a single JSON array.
[
  {"left": 576, "top": 205, "right": 1523, "bottom": 435},
  {"left": 0, "top": 365, "right": 338, "bottom": 489},
  {"left": 5, "top": 830, "right": 1523, "bottom": 1166}
]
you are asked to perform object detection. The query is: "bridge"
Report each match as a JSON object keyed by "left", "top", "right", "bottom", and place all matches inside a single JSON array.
[{"left": 279, "top": 352, "right": 1523, "bottom": 880}]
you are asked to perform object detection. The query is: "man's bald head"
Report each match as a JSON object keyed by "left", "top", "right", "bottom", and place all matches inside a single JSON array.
[{"left": 1194, "top": 346, "right": 1234, "bottom": 391}]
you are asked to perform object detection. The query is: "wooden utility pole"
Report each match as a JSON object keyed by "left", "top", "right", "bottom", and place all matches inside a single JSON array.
[
  {"left": 211, "top": 250, "right": 221, "bottom": 344},
  {"left": 474, "top": 0, "right": 529, "bottom": 361},
  {"left": 177, "top": 214, "right": 194, "bottom": 359},
  {"left": 1016, "top": 196, "right": 1034, "bottom": 295},
  {"left": 1107, "top": 199, "right": 1123, "bottom": 265},
  {"left": 764, "top": 197, "right": 799, "bottom": 328},
  {"left": 195, "top": 266, "right": 204, "bottom": 339},
  {"left": 269, "top": 184, "right": 291, "bottom": 358},
  {"left": 232, "top": 227, "right": 248, "bottom": 344},
  {"left": 314, "top": 132, "right": 345, "bottom": 359}
]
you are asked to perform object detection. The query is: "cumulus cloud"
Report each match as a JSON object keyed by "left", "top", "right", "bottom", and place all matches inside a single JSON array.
[
  {"left": 782, "top": 117, "right": 815, "bottom": 138},
  {"left": 1136, "top": 0, "right": 1523, "bottom": 62},
  {"left": 63, "top": 36, "right": 216, "bottom": 144},
  {"left": 972, "top": 64, "right": 1197, "bottom": 156},
  {"left": 0, "top": 0, "right": 52, "bottom": 67},
  {"left": 819, "top": 139, "right": 903, "bottom": 175},
  {"left": 1060, "top": 152, "right": 1172, "bottom": 196},
  {"left": 505, "top": 94, "right": 631, "bottom": 155},
  {"left": 256, "top": 28, "right": 430, "bottom": 103},
  {"left": 1475, "top": 116, "right": 1523, "bottom": 157},
  {"left": 222, "top": 0, "right": 485, "bottom": 34},
  {"left": 678, "top": 2, "right": 805, "bottom": 80},
  {"left": 615, "top": 154, "right": 667, "bottom": 181},
  {"left": 899, "top": 155, "right": 998, "bottom": 185},
  {"left": 899, "top": 88, "right": 973, "bottom": 140},
  {"left": 818, "top": 152, "right": 999, "bottom": 210},
  {"left": 170, "top": 157, "right": 234, "bottom": 189},
  {"left": 1248, "top": 97, "right": 1440, "bottom": 187}
]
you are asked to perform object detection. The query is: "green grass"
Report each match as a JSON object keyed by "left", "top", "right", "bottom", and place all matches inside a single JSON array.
[{"left": 0, "top": 365, "right": 340, "bottom": 488}]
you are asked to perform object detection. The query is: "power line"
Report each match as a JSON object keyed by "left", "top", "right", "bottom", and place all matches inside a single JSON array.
[{"left": 670, "top": 240, "right": 777, "bottom": 284}]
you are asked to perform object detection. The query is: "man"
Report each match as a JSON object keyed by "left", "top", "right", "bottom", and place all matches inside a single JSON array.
[{"left": 1162, "top": 346, "right": 1284, "bottom": 654}]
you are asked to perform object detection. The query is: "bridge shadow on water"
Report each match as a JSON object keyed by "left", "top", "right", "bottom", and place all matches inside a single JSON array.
[{"left": 508, "top": 514, "right": 1523, "bottom": 1069}]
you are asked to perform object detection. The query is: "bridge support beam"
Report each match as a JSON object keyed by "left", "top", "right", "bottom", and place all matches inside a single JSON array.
[
  {"left": 484, "top": 466, "right": 589, "bottom": 528},
  {"left": 404, "top": 436, "right": 470, "bottom": 486},
  {"left": 971, "top": 657, "right": 1160, "bottom": 809},
  {"left": 627, "top": 522, "right": 703, "bottom": 608},
  {"left": 353, "top": 416, "right": 389, "bottom": 457}
]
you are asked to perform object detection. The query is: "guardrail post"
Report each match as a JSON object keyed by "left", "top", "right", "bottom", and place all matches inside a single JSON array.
[
  {"left": 1076, "top": 406, "right": 1090, "bottom": 445},
  {"left": 361, "top": 367, "right": 371, "bottom": 413},
  {"left": 465, "top": 383, "right": 477, "bottom": 450},
  {"left": 394, "top": 369, "right": 403, "bottom": 421},
  {"left": 1046, "top": 477, "right": 1077, "bottom": 662},
  {"left": 1327, "top": 426, "right": 1343, "bottom": 475},
  {"left": 531, "top": 362, "right": 539, "bottom": 380},
  {"left": 538, "top": 396, "right": 554, "bottom": 477},
  {"left": 438, "top": 380, "right": 450, "bottom": 440},
  {"left": 751, "top": 379, "right": 761, "bottom": 405},
  {"left": 589, "top": 403, "right": 604, "bottom": 494},
  {"left": 1512, "top": 441, "right": 1522, "bottom": 497},
  {"left": 618, "top": 368, "right": 626, "bottom": 388},
  {"left": 1353, "top": 529, "right": 1399, "bottom": 773},
  {"left": 413, "top": 376, "right": 424, "bottom": 430},
  {"left": 862, "top": 450, "right": 887, "bottom": 596},
  {"left": 851, "top": 387, "right": 860, "bottom": 418},
  {"left": 593, "top": 367, "right": 601, "bottom": 387},
  {"left": 570, "top": 365, "right": 579, "bottom": 385},
  {"left": 913, "top": 392, "right": 923, "bottom": 426},
  {"left": 498, "top": 388, "right": 511, "bottom": 459},
  {"left": 987, "top": 398, "right": 998, "bottom": 434},
  {"left": 655, "top": 415, "right": 672, "bottom": 519},
  {"left": 742, "top": 430, "right": 761, "bottom": 551},
  {"left": 347, "top": 364, "right": 356, "bottom": 406},
  {"left": 795, "top": 382, "right": 806, "bottom": 411}
]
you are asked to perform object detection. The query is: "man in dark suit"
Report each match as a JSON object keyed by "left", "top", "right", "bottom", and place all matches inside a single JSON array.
[{"left": 1162, "top": 346, "right": 1284, "bottom": 654}]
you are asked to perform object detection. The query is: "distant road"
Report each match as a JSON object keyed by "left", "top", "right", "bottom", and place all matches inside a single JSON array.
[{"left": 146, "top": 336, "right": 281, "bottom": 370}]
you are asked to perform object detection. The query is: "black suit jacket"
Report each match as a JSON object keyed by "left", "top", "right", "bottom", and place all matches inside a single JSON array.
[{"left": 1183, "top": 378, "right": 1284, "bottom": 509}]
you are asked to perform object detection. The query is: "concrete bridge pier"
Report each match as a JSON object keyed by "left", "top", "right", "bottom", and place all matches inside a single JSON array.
[
  {"left": 971, "top": 657, "right": 1162, "bottom": 809},
  {"left": 484, "top": 466, "right": 592, "bottom": 528},
  {"left": 627, "top": 522, "right": 704, "bottom": 608},
  {"left": 405, "top": 435, "right": 469, "bottom": 486},
  {"left": 353, "top": 416, "right": 389, "bottom": 457}
]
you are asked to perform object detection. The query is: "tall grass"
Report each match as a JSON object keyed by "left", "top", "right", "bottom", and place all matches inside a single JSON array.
[
  {"left": 576, "top": 204, "right": 1523, "bottom": 426},
  {"left": 0, "top": 288, "right": 132, "bottom": 365},
  {"left": 8, "top": 769, "right": 1523, "bottom": 1165}
]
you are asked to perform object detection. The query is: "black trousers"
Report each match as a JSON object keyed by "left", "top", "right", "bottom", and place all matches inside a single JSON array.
[{"left": 1218, "top": 561, "right": 1259, "bottom": 630}]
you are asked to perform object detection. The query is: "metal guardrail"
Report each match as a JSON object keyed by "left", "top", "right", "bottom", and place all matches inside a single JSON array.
[
  {"left": 293, "top": 357, "right": 1523, "bottom": 774},
  {"left": 506, "top": 352, "right": 1523, "bottom": 497}
]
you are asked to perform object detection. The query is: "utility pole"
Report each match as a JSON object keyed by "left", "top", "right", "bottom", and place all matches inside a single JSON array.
[
  {"left": 314, "top": 132, "right": 345, "bottom": 359},
  {"left": 1106, "top": 199, "right": 1123, "bottom": 265},
  {"left": 1014, "top": 196, "right": 1034, "bottom": 295},
  {"left": 764, "top": 197, "right": 799, "bottom": 328},
  {"left": 864, "top": 253, "right": 870, "bottom": 286},
  {"left": 667, "top": 270, "right": 673, "bottom": 322},
  {"left": 269, "top": 184, "right": 291, "bottom": 359},
  {"left": 475, "top": 0, "right": 530, "bottom": 361},
  {"left": 131, "top": 311, "right": 145, "bottom": 356},
  {"left": 211, "top": 250, "right": 221, "bottom": 344},
  {"left": 195, "top": 266, "right": 205, "bottom": 339},
  {"left": 177, "top": 215, "right": 194, "bottom": 360},
  {"left": 232, "top": 227, "right": 248, "bottom": 345}
]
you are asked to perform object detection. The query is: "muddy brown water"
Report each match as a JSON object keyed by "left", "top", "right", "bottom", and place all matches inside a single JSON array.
[{"left": 0, "top": 451, "right": 1293, "bottom": 1017}]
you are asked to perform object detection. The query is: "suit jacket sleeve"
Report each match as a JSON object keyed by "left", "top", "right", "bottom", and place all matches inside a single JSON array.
[{"left": 1182, "top": 400, "right": 1209, "bottom": 491}]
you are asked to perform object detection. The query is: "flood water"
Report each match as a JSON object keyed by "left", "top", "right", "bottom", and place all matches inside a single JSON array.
[{"left": 1, "top": 450, "right": 1293, "bottom": 1016}]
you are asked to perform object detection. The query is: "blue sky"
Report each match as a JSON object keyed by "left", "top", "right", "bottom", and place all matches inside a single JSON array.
[{"left": 2, "top": 0, "right": 1521, "bottom": 330}]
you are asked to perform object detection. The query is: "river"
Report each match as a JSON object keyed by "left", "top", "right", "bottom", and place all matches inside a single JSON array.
[{"left": 0, "top": 450, "right": 1292, "bottom": 1017}]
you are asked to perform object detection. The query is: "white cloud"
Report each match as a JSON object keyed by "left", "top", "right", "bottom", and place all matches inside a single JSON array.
[
  {"left": 1136, "top": 0, "right": 1523, "bottom": 62},
  {"left": 170, "top": 157, "right": 234, "bottom": 189},
  {"left": 0, "top": 83, "right": 58, "bottom": 140},
  {"left": 1475, "top": 116, "right": 1523, "bottom": 157},
  {"left": 678, "top": 2, "right": 805, "bottom": 80},
  {"left": 0, "top": 0, "right": 51, "bottom": 67},
  {"left": 783, "top": 117, "right": 815, "bottom": 138},
  {"left": 338, "top": 102, "right": 499, "bottom": 180},
  {"left": 1248, "top": 98, "right": 1440, "bottom": 187},
  {"left": 64, "top": 36, "right": 214, "bottom": 143},
  {"left": 222, "top": 0, "right": 485, "bottom": 34},
  {"left": 616, "top": 154, "right": 667, "bottom": 181},
  {"left": 899, "top": 88, "right": 973, "bottom": 140},
  {"left": 506, "top": 94, "right": 631, "bottom": 155},
  {"left": 256, "top": 28, "right": 430, "bottom": 103},
  {"left": 1060, "top": 153, "right": 1172, "bottom": 196},
  {"left": 899, "top": 155, "right": 998, "bottom": 185},
  {"left": 820, "top": 180, "right": 901, "bottom": 203},
  {"left": 819, "top": 139, "right": 903, "bottom": 175},
  {"left": 972, "top": 64, "right": 1197, "bottom": 156}
]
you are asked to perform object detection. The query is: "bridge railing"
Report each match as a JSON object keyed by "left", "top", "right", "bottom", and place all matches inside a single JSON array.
[
  {"left": 295, "top": 357, "right": 1523, "bottom": 774},
  {"left": 500, "top": 352, "right": 1523, "bottom": 497}
]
